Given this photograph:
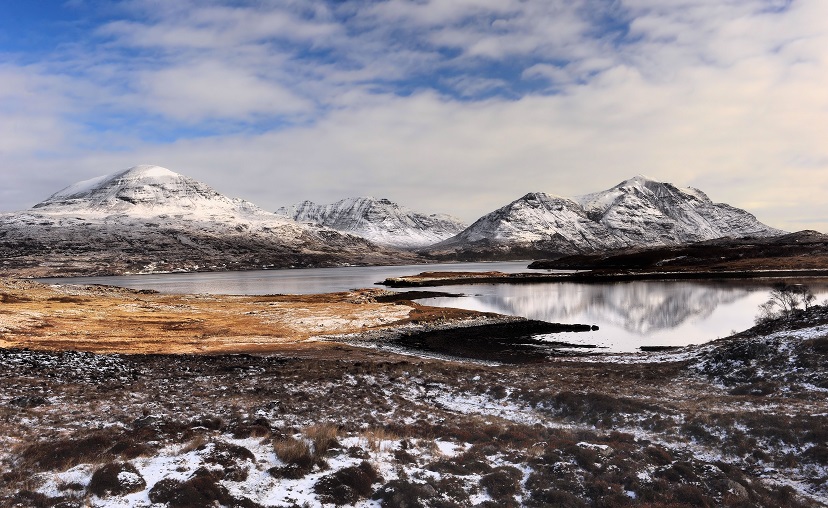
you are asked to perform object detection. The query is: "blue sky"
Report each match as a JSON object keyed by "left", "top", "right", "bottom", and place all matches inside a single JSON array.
[{"left": 1, "top": 0, "right": 827, "bottom": 231}]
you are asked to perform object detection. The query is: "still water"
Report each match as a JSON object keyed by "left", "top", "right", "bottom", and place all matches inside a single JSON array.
[
  {"left": 40, "top": 263, "right": 828, "bottom": 353},
  {"left": 418, "top": 280, "right": 828, "bottom": 352},
  {"left": 39, "top": 261, "right": 533, "bottom": 295}
]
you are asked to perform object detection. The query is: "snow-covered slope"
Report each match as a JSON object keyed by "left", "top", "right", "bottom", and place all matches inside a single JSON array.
[
  {"left": 34, "top": 165, "right": 267, "bottom": 219},
  {"left": 0, "top": 166, "right": 418, "bottom": 277},
  {"left": 277, "top": 197, "right": 467, "bottom": 249},
  {"left": 574, "top": 175, "right": 780, "bottom": 244},
  {"left": 429, "top": 176, "right": 784, "bottom": 259}
]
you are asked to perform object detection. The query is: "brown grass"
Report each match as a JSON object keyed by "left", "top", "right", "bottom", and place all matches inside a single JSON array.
[
  {"left": 177, "top": 435, "right": 210, "bottom": 455},
  {"left": 0, "top": 278, "right": 481, "bottom": 354},
  {"left": 361, "top": 428, "right": 399, "bottom": 452},
  {"left": 304, "top": 423, "right": 340, "bottom": 456},
  {"left": 273, "top": 437, "right": 314, "bottom": 468}
]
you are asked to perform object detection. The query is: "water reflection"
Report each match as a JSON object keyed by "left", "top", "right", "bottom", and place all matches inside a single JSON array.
[
  {"left": 481, "top": 282, "right": 747, "bottom": 333},
  {"left": 420, "top": 280, "right": 828, "bottom": 352}
]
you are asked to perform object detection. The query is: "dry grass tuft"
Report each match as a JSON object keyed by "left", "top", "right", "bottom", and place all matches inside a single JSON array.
[
  {"left": 361, "top": 428, "right": 399, "bottom": 452},
  {"left": 177, "top": 435, "right": 210, "bottom": 455},
  {"left": 304, "top": 423, "right": 340, "bottom": 456},
  {"left": 273, "top": 437, "right": 314, "bottom": 469}
]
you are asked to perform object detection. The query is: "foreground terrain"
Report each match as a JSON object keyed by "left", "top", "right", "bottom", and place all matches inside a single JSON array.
[{"left": 1, "top": 279, "right": 827, "bottom": 507}]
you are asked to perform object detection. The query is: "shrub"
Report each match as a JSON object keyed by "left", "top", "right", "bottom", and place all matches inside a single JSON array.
[
  {"left": 315, "top": 461, "right": 381, "bottom": 504},
  {"left": 88, "top": 462, "right": 146, "bottom": 497},
  {"left": 548, "top": 392, "right": 657, "bottom": 426},
  {"left": 230, "top": 417, "right": 271, "bottom": 439},
  {"left": 0, "top": 293, "right": 32, "bottom": 303},
  {"left": 147, "top": 470, "right": 256, "bottom": 508},
  {"left": 526, "top": 487, "right": 587, "bottom": 508},
  {"left": 190, "top": 415, "right": 224, "bottom": 431},
  {"left": 480, "top": 466, "right": 523, "bottom": 500},
  {"left": 108, "top": 438, "right": 155, "bottom": 460},
  {"left": 428, "top": 448, "right": 492, "bottom": 476},
  {"left": 645, "top": 446, "right": 673, "bottom": 466},
  {"left": 372, "top": 479, "right": 438, "bottom": 507},
  {"left": 200, "top": 441, "right": 255, "bottom": 482},
  {"left": 673, "top": 484, "right": 714, "bottom": 507},
  {"left": 21, "top": 430, "right": 118, "bottom": 471},
  {"left": 361, "top": 427, "right": 399, "bottom": 452},
  {"left": 273, "top": 437, "right": 313, "bottom": 467},
  {"left": 655, "top": 461, "right": 699, "bottom": 483},
  {"left": 11, "top": 490, "right": 65, "bottom": 508}
]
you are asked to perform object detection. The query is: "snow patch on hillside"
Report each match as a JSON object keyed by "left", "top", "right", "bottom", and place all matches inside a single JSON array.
[{"left": 278, "top": 197, "right": 467, "bottom": 249}]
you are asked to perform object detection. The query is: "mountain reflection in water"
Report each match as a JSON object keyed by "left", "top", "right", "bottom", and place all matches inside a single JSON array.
[{"left": 419, "top": 280, "right": 828, "bottom": 352}]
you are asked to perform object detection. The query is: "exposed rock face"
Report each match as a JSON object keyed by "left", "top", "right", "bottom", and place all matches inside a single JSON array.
[
  {"left": 278, "top": 197, "right": 467, "bottom": 249},
  {"left": 0, "top": 166, "right": 418, "bottom": 277},
  {"left": 428, "top": 176, "right": 784, "bottom": 260}
]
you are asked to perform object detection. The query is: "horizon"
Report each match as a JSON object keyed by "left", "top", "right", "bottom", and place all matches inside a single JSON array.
[
  {"left": 2, "top": 1, "right": 827, "bottom": 231},
  {"left": 23, "top": 164, "right": 787, "bottom": 230}
]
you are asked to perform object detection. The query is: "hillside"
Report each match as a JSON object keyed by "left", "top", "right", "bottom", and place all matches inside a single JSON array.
[
  {"left": 278, "top": 197, "right": 467, "bottom": 249},
  {"left": 427, "top": 176, "right": 783, "bottom": 260},
  {"left": 0, "top": 166, "right": 419, "bottom": 277}
]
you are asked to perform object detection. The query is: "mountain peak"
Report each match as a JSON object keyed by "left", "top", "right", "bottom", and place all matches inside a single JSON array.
[
  {"left": 616, "top": 174, "right": 658, "bottom": 188},
  {"left": 519, "top": 191, "right": 569, "bottom": 202},
  {"left": 4, "top": 166, "right": 418, "bottom": 276},
  {"left": 119, "top": 164, "right": 179, "bottom": 179},
  {"left": 279, "top": 196, "right": 467, "bottom": 249},
  {"left": 429, "top": 177, "right": 784, "bottom": 258},
  {"left": 44, "top": 165, "right": 179, "bottom": 202},
  {"left": 32, "top": 165, "right": 271, "bottom": 220}
]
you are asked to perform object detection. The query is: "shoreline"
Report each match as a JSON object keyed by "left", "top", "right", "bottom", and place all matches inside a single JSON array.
[
  {"left": 380, "top": 268, "right": 828, "bottom": 287},
  {"left": 0, "top": 277, "right": 599, "bottom": 361}
]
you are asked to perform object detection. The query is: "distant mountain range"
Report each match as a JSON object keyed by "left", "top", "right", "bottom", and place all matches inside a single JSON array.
[
  {"left": 426, "top": 176, "right": 783, "bottom": 260},
  {"left": 0, "top": 166, "right": 417, "bottom": 277},
  {"left": 277, "top": 197, "right": 467, "bottom": 249},
  {"left": 0, "top": 168, "right": 785, "bottom": 277}
]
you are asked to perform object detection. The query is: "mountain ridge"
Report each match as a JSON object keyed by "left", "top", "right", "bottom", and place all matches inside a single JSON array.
[
  {"left": 427, "top": 176, "right": 784, "bottom": 260},
  {"left": 0, "top": 166, "right": 419, "bottom": 277},
  {"left": 277, "top": 196, "right": 467, "bottom": 249},
  {"left": 0, "top": 169, "right": 787, "bottom": 275}
]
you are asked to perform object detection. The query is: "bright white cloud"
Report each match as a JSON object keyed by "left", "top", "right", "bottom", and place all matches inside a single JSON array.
[{"left": 137, "top": 60, "right": 313, "bottom": 122}]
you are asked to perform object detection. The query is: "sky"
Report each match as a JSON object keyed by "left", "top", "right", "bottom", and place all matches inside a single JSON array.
[{"left": 1, "top": 0, "right": 827, "bottom": 231}]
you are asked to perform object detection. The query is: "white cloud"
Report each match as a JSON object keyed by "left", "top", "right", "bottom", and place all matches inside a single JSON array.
[
  {"left": 99, "top": 3, "right": 341, "bottom": 50},
  {"left": 137, "top": 60, "right": 313, "bottom": 122},
  {"left": 0, "top": 66, "right": 74, "bottom": 154},
  {"left": 4, "top": 0, "right": 828, "bottom": 234}
]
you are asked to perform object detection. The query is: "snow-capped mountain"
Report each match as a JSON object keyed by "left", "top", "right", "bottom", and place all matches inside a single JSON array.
[
  {"left": 574, "top": 175, "right": 780, "bottom": 244},
  {"left": 0, "top": 166, "right": 418, "bottom": 277},
  {"left": 33, "top": 165, "right": 266, "bottom": 218},
  {"left": 277, "top": 197, "right": 467, "bottom": 249},
  {"left": 428, "top": 176, "right": 784, "bottom": 259}
]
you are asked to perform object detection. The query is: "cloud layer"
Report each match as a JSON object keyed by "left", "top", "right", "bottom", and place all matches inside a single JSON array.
[{"left": 3, "top": 0, "right": 827, "bottom": 232}]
